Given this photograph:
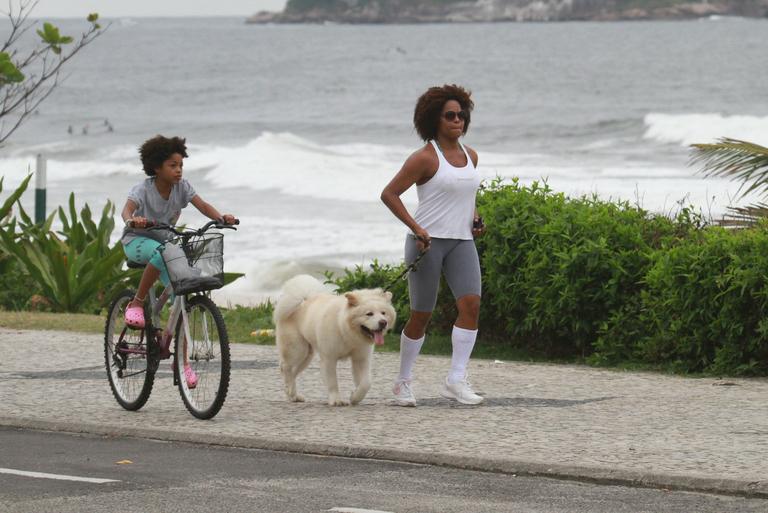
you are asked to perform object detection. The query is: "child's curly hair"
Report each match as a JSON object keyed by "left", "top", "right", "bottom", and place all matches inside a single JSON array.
[
  {"left": 139, "top": 135, "right": 188, "bottom": 176},
  {"left": 413, "top": 84, "right": 474, "bottom": 141}
]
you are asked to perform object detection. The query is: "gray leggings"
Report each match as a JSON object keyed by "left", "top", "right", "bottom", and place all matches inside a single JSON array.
[{"left": 405, "top": 235, "right": 482, "bottom": 312}]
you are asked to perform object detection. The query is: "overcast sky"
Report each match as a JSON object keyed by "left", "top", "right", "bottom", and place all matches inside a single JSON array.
[{"left": 31, "top": 0, "right": 287, "bottom": 18}]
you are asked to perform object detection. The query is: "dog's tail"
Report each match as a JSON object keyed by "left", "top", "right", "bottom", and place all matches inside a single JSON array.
[{"left": 273, "top": 274, "right": 326, "bottom": 324}]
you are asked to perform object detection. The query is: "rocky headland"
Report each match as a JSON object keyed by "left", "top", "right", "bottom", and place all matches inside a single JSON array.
[{"left": 247, "top": 0, "right": 768, "bottom": 24}]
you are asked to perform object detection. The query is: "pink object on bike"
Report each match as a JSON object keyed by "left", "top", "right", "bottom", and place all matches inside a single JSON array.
[
  {"left": 124, "top": 305, "right": 145, "bottom": 328},
  {"left": 184, "top": 365, "right": 198, "bottom": 389}
]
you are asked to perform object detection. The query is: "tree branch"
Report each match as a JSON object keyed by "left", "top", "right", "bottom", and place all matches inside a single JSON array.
[{"left": 0, "top": 4, "right": 105, "bottom": 144}]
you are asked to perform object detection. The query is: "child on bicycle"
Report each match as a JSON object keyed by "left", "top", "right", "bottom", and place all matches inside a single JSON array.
[{"left": 120, "top": 135, "right": 236, "bottom": 384}]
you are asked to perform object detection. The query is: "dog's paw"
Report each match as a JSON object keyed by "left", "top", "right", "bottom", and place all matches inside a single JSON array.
[
  {"left": 350, "top": 387, "right": 369, "bottom": 405},
  {"left": 328, "top": 398, "right": 349, "bottom": 407},
  {"left": 289, "top": 394, "right": 305, "bottom": 403}
]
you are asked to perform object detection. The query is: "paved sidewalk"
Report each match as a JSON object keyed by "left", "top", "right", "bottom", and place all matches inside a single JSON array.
[{"left": 1, "top": 328, "right": 767, "bottom": 497}]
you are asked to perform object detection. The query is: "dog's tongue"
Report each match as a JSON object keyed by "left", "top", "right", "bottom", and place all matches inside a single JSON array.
[{"left": 374, "top": 331, "right": 385, "bottom": 346}]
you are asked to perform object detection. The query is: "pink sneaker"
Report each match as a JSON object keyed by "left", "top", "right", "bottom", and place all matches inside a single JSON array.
[
  {"left": 124, "top": 305, "right": 145, "bottom": 329},
  {"left": 184, "top": 365, "right": 198, "bottom": 389}
]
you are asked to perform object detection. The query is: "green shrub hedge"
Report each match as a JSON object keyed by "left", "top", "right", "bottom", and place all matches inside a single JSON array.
[
  {"left": 479, "top": 179, "right": 669, "bottom": 357},
  {"left": 639, "top": 226, "right": 768, "bottom": 374}
]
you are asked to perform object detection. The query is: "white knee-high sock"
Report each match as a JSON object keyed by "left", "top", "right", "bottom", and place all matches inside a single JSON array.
[
  {"left": 447, "top": 325, "right": 478, "bottom": 384},
  {"left": 397, "top": 331, "right": 424, "bottom": 382}
]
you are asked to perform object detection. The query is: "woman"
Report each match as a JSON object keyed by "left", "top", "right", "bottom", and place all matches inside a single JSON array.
[{"left": 381, "top": 84, "right": 485, "bottom": 407}]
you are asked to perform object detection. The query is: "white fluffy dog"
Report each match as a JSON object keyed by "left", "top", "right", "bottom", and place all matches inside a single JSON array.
[{"left": 273, "top": 275, "right": 396, "bottom": 406}]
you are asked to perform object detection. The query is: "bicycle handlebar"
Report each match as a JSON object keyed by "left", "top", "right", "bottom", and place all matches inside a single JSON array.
[{"left": 129, "top": 218, "right": 239, "bottom": 237}]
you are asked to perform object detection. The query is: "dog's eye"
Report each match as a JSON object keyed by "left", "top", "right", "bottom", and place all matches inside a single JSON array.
[{"left": 366, "top": 312, "right": 373, "bottom": 316}]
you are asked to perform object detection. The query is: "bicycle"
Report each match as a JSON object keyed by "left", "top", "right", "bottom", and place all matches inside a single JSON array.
[{"left": 104, "top": 219, "right": 239, "bottom": 419}]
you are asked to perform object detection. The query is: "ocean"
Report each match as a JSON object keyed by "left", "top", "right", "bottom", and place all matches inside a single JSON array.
[{"left": 1, "top": 16, "right": 767, "bottom": 304}]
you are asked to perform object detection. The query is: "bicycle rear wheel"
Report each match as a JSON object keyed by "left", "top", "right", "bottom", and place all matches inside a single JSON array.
[
  {"left": 104, "top": 289, "right": 156, "bottom": 411},
  {"left": 174, "top": 294, "right": 231, "bottom": 419}
]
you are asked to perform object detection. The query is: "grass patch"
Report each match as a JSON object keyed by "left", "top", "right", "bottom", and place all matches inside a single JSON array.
[
  {"left": 0, "top": 310, "right": 104, "bottom": 333},
  {"left": 0, "top": 303, "right": 277, "bottom": 344},
  {"left": 221, "top": 302, "right": 275, "bottom": 344}
]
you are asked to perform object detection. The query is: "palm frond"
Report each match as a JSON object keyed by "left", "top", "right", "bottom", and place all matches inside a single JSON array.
[
  {"left": 716, "top": 202, "right": 768, "bottom": 228},
  {"left": 690, "top": 138, "right": 768, "bottom": 200}
]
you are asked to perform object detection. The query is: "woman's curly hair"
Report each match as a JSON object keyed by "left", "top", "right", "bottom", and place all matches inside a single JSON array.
[
  {"left": 413, "top": 84, "right": 474, "bottom": 141},
  {"left": 139, "top": 135, "right": 188, "bottom": 176}
]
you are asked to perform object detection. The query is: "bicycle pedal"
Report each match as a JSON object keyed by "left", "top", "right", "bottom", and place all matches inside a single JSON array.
[{"left": 153, "top": 330, "right": 173, "bottom": 359}]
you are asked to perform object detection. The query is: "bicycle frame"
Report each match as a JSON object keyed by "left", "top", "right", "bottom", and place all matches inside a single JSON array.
[{"left": 148, "top": 283, "right": 200, "bottom": 380}]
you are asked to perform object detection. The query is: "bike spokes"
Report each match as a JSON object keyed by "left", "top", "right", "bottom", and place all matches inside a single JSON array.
[
  {"left": 175, "top": 295, "right": 230, "bottom": 419},
  {"left": 104, "top": 290, "right": 156, "bottom": 411}
]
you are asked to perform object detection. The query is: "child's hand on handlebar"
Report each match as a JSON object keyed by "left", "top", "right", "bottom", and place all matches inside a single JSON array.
[
  {"left": 221, "top": 214, "right": 238, "bottom": 225},
  {"left": 128, "top": 216, "right": 149, "bottom": 228}
]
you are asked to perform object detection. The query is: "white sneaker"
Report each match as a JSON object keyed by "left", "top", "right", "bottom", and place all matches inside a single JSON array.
[
  {"left": 392, "top": 380, "right": 416, "bottom": 407},
  {"left": 440, "top": 377, "right": 484, "bottom": 405}
]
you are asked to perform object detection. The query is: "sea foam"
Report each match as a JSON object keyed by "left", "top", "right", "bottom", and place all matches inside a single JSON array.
[
  {"left": 197, "top": 132, "right": 417, "bottom": 203},
  {"left": 644, "top": 113, "right": 768, "bottom": 147}
]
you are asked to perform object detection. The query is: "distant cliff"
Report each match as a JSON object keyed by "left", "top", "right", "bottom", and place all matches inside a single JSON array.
[{"left": 247, "top": 0, "right": 768, "bottom": 23}]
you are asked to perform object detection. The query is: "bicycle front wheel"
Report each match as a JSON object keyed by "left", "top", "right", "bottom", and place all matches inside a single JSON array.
[
  {"left": 174, "top": 295, "right": 231, "bottom": 419},
  {"left": 104, "top": 289, "right": 156, "bottom": 411}
]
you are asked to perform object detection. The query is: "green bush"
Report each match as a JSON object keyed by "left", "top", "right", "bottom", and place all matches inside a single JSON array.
[
  {"left": 476, "top": 180, "right": 768, "bottom": 374},
  {"left": 0, "top": 256, "right": 42, "bottom": 310},
  {"left": 636, "top": 225, "right": 768, "bottom": 375},
  {"left": 0, "top": 178, "right": 132, "bottom": 313},
  {"left": 590, "top": 205, "right": 708, "bottom": 365},
  {"left": 0, "top": 176, "right": 42, "bottom": 309},
  {"left": 476, "top": 178, "right": 686, "bottom": 358}
]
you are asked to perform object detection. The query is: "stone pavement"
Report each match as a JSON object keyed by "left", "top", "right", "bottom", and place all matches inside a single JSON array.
[{"left": 1, "top": 327, "right": 767, "bottom": 497}]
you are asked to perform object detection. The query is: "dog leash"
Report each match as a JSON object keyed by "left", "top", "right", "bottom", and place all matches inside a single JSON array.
[{"left": 383, "top": 237, "right": 429, "bottom": 292}]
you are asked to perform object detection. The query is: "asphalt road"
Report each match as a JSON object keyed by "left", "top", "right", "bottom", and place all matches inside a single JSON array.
[{"left": 0, "top": 427, "right": 765, "bottom": 513}]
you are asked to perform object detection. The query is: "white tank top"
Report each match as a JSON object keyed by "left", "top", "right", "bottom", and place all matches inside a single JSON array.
[{"left": 412, "top": 140, "right": 480, "bottom": 240}]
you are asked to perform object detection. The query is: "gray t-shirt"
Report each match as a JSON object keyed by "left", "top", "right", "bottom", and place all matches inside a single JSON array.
[{"left": 121, "top": 178, "right": 197, "bottom": 245}]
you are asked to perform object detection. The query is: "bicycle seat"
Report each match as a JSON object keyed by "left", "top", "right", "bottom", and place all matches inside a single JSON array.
[{"left": 126, "top": 260, "right": 146, "bottom": 269}]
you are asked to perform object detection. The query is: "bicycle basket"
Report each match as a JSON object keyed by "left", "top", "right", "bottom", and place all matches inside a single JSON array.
[{"left": 161, "top": 232, "right": 224, "bottom": 295}]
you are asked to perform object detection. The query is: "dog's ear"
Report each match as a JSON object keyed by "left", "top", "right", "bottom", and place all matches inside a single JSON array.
[
  {"left": 345, "top": 292, "right": 358, "bottom": 307},
  {"left": 383, "top": 290, "right": 392, "bottom": 301}
]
